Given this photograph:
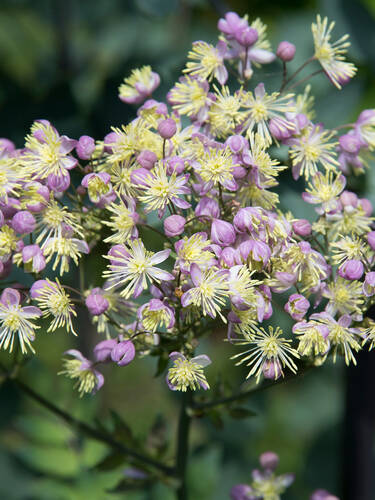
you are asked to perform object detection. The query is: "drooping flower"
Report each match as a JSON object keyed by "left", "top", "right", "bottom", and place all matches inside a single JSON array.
[
  {"left": 239, "top": 84, "right": 295, "bottom": 145},
  {"left": 184, "top": 40, "right": 228, "bottom": 84},
  {"left": 137, "top": 299, "right": 175, "bottom": 333},
  {"left": 175, "top": 233, "right": 215, "bottom": 273},
  {"left": 103, "top": 239, "right": 174, "bottom": 299},
  {"left": 312, "top": 15, "right": 356, "bottom": 89},
  {"left": 292, "top": 320, "right": 330, "bottom": 357},
  {"left": 118, "top": 66, "right": 160, "bottom": 104},
  {"left": 60, "top": 349, "right": 104, "bottom": 397},
  {"left": 168, "top": 76, "right": 210, "bottom": 122},
  {"left": 193, "top": 146, "right": 238, "bottom": 190},
  {"left": 302, "top": 170, "right": 346, "bottom": 212},
  {"left": 137, "top": 162, "right": 191, "bottom": 216},
  {"left": 22, "top": 121, "right": 77, "bottom": 180},
  {"left": 288, "top": 124, "right": 339, "bottom": 180},
  {"left": 310, "top": 312, "right": 362, "bottom": 365},
  {"left": 181, "top": 264, "right": 230, "bottom": 321},
  {"left": 30, "top": 279, "right": 77, "bottom": 335},
  {"left": 103, "top": 201, "right": 139, "bottom": 244},
  {"left": 0, "top": 288, "right": 41, "bottom": 354},
  {"left": 167, "top": 351, "right": 211, "bottom": 391},
  {"left": 231, "top": 326, "right": 299, "bottom": 382}
]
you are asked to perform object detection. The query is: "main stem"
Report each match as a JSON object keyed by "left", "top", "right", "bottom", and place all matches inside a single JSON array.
[{"left": 176, "top": 390, "right": 193, "bottom": 500}]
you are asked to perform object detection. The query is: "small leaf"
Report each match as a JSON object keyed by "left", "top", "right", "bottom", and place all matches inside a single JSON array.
[
  {"left": 228, "top": 407, "right": 257, "bottom": 419},
  {"left": 94, "top": 451, "right": 126, "bottom": 471},
  {"left": 110, "top": 410, "right": 137, "bottom": 446}
]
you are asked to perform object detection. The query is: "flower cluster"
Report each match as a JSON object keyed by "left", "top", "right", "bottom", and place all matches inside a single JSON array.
[
  {"left": 230, "top": 451, "right": 339, "bottom": 499},
  {"left": 0, "top": 11, "right": 374, "bottom": 398}
]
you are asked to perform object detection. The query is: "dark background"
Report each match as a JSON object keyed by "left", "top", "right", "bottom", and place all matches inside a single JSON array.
[{"left": 0, "top": 0, "right": 375, "bottom": 498}]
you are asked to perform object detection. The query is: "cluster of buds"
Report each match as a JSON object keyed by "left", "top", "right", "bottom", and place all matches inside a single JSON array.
[{"left": 0, "top": 10, "right": 373, "bottom": 399}]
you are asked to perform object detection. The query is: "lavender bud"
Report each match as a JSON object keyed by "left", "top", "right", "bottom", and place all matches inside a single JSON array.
[
  {"left": 94, "top": 339, "right": 117, "bottom": 363},
  {"left": 230, "top": 484, "right": 253, "bottom": 500},
  {"left": 338, "top": 259, "right": 364, "bottom": 280},
  {"left": 86, "top": 290, "right": 109, "bottom": 315},
  {"left": 164, "top": 215, "right": 186, "bottom": 237},
  {"left": 276, "top": 41, "right": 296, "bottom": 61},
  {"left": 195, "top": 197, "right": 220, "bottom": 219},
  {"left": 259, "top": 451, "right": 279, "bottom": 471},
  {"left": 76, "top": 135, "right": 95, "bottom": 160},
  {"left": 137, "top": 150, "right": 157, "bottom": 170},
  {"left": 235, "top": 27, "right": 258, "bottom": 47},
  {"left": 211, "top": 219, "right": 236, "bottom": 246},
  {"left": 339, "top": 133, "right": 361, "bottom": 154},
  {"left": 292, "top": 219, "right": 312, "bottom": 237},
  {"left": 158, "top": 118, "right": 177, "bottom": 139},
  {"left": 11, "top": 211, "right": 36, "bottom": 234},
  {"left": 111, "top": 340, "right": 136, "bottom": 366}
]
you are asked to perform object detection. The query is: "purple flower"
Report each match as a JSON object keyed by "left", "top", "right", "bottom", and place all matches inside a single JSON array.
[
  {"left": 292, "top": 219, "right": 312, "bottom": 237},
  {"left": 363, "top": 272, "right": 375, "bottom": 297}
]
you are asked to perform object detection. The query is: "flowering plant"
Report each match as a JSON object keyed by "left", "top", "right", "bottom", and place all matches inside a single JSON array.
[{"left": 0, "top": 9, "right": 373, "bottom": 498}]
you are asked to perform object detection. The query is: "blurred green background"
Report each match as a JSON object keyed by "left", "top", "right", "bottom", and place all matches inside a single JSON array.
[{"left": 0, "top": 0, "right": 375, "bottom": 498}]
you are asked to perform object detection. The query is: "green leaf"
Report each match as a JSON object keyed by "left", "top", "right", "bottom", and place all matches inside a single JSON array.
[
  {"left": 94, "top": 451, "right": 127, "bottom": 471},
  {"left": 110, "top": 410, "right": 138, "bottom": 447},
  {"left": 227, "top": 407, "right": 257, "bottom": 419}
]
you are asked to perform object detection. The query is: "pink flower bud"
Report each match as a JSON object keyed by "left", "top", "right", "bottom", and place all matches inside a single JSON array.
[
  {"left": 235, "top": 26, "right": 258, "bottom": 47},
  {"left": 137, "top": 150, "right": 157, "bottom": 170},
  {"left": 219, "top": 247, "right": 237, "bottom": 267},
  {"left": 340, "top": 191, "right": 358, "bottom": 208},
  {"left": 111, "top": 340, "right": 136, "bottom": 366},
  {"left": 338, "top": 259, "right": 364, "bottom": 280},
  {"left": 164, "top": 215, "right": 186, "bottom": 237},
  {"left": 158, "top": 118, "right": 177, "bottom": 139},
  {"left": 230, "top": 484, "right": 253, "bottom": 500},
  {"left": 86, "top": 290, "right": 109, "bottom": 315},
  {"left": 76, "top": 135, "right": 95, "bottom": 160},
  {"left": 339, "top": 133, "right": 361, "bottom": 154},
  {"left": 276, "top": 41, "right": 296, "bottom": 61},
  {"left": 0, "top": 138, "right": 15, "bottom": 154},
  {"left": 292, "top": 219, "right": 311, "bottom": 237},
  {"left": 47, "top": 172, "right": 71, "bottom": 193},
  {"left": 285, "top": 293, "right": 310, "bottom": 321},
  {"left": 167, "top": 156, "right": 186, "bottom": 175},
  {"left": 211, "top": 219, "right": 236, "bottom": 246},
  {"left": 11, "top": 211, "right": 36, "bottom": 234},
  {"left": 225, "top": 135, "right": 247, "bottom": 153},
  {"left": 94, "top": 339, "right": 117, "bottom": 363},
  {"left": 259, "top": 451, "right": 279, "bottom": 471},
  {"left": 195, "top": 197, "right": 220, "bottom": 219},
  {"left": 269, "top": 118, "right": 294, "bottom": 141}
]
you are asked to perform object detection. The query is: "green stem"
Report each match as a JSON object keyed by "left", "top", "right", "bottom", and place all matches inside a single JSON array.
[
  {"left": 284, "top": 69, "right": 324, "bottom": 92},
  {"left": 280, "top": 56, "right": 315, "bottom": 93},
  {"left": 176, "top": 390, "right": 193, "bottom": 500},
  {"left": 8, "top": 374, "right": 173, "bottom": 475}
]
